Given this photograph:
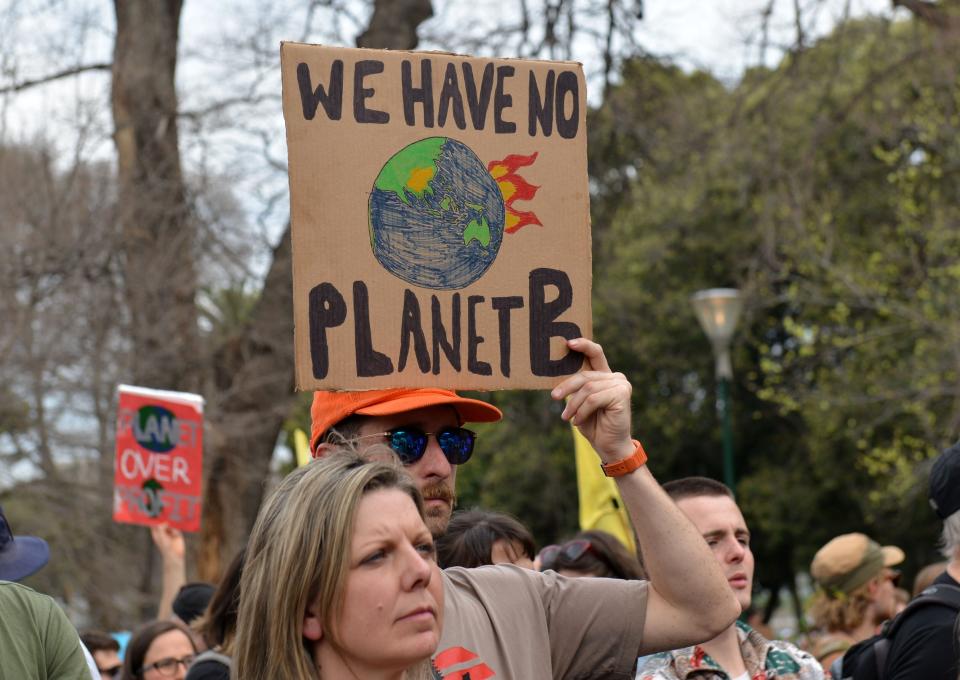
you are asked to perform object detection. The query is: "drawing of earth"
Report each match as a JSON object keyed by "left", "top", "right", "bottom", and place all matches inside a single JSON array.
[{"left": 369, "top": 137, "right": 505, "bottom": 290}]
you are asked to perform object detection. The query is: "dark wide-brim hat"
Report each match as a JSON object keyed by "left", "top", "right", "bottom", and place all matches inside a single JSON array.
[{"left": 0, "top": 505, "right": 50, "bottom": 582}]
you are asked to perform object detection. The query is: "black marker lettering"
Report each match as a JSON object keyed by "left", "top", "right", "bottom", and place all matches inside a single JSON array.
[
  {"left": 353, "top": 60, "right": 389, "bottom": 124},
  {"left": 297, "top": 61, "right": 344, "bottom": 121},
  {"left": 529, "top": 268, "right": 582, "bottom": 376},
  {"left": 438, "top": 62, "right": 467, "bottom": 130},
  {"left": 308, "top": 282, "right": 347, "bottom": 379},
  {"left": 467, "top": 295, "right": 492, "bottom": 376},
  {"left": 353, "top": 281, "right": 393, "bottom": 376},
  {"left": 463, "top": 63, "right": 494, "bottom": 130},
  {"left": 555, "top": 71, "right": 579, "bottom": 139},
  {"left": 528, "top": 70, "right": 555, "bottom": 136},
  {"left": 402, "top": 59, "right": 434, "bottom": 128},
  {"left": 431, "top": 294, "right": 461, "bottom": 374},
  {"left": 491, "top": 296, "right": 524, "bottom": 377},
  {"left": 494, "top": 65, "right": 516, "bottom": 133},
  {"left": 398, "top": 289, "right": 430, "bottom": 373}
]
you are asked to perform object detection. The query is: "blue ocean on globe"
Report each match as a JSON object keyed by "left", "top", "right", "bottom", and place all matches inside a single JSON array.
[{"left": 368, "top": 137, "right": 505, "bottom": 290}]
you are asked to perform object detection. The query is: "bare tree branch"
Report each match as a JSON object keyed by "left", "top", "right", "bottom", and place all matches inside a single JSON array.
[{"left": 0, "top": 63, "right": 111, "bottom": 95}]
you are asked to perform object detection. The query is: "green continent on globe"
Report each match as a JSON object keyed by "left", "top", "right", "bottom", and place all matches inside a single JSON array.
[
  {"left": 374, "top": 137, "right": 445, "bottom": 205},
  {"left": 463, "top": 215, "right": 491, "bottom": 247},
  {"left": 369, "top": 136, "right": 505, "bottom": 289}
]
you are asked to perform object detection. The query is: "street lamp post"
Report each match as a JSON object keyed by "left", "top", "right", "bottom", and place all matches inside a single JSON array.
[{"left": 691, "top": 288, "right": 743, "bottom": 491}]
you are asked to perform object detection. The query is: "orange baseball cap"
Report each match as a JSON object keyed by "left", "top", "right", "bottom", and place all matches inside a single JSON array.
[{"left": 310, "top": 388, "right": 502, "bottom": 453}]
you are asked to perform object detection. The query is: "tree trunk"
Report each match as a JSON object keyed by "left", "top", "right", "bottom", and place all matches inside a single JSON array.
[
  {"left": 111, "top": 0, "right": 198, "bottom": 394},
  {"left": 357, "top": 0, "right": 433, "bottom": 49},
  {"left": 198, "top": 228, "right": 296, "bottom": 580},
  {"left": 197, "top": 0, "right": 437, "bottom": 580},
  {"left": 111, "top": 1, "right": 197, "bottom": 615}
]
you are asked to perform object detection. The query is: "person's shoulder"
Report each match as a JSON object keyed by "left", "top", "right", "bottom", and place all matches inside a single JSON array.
[
  {"left": 442, "top": 564, "right": 543, "bottom": 599},
  {"left": 892, "top": 579, "right": 960, "bottom": 636},
  {"left": 0, "top": 580, "right": 57, "bottom": 610},
  {"left": 635, "top": 650, "right": 682, "bottom": 679},
  {"left": 808, "top": 632, "right": 853, "bottom": 661},
  {"left": 764, "top": 637, "right": 822, "bottom": 677},
  {"left": 443, "top": 563, "right": 542, "bottom": 585},
  {"left": 443, "top": 564, "right": 647, "bottom": 593},
  {"left": 0, "top": 579, "right": 37, "bottom": 594},
  {"left": 184, "top": 654, "right": 231, "bottom": 680},
  {"left": 933, "top": 570, "right": 958, "bottom": 588}
]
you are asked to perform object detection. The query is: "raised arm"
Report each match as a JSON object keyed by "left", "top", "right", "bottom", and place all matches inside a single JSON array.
[
  {"left": 151, "top": 523, "right": 186, "bottom": 620},
  {"left": 552, "top": 338, "right": 740, "bottom": 653}
]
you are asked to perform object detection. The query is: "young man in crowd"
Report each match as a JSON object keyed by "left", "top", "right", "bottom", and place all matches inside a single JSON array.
[
  {"left": 636, "top": 477, "right": 822, "bottom": 680},
  {"left": 806, "top": 532, "right": 904, "bottom": 671},
  {"left": 880, "top": 442, "right": 960, "bottom": 680},
  {"left": 311, "top": 338, "right": 741, "bottom": 679},
  {"left": 80, "top": 631, "right": 123, "bottom": 680}
]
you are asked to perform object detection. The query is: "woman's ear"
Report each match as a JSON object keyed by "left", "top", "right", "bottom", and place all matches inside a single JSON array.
[{"left": 303, "top": 602, "right": 324, "bottom": 641}]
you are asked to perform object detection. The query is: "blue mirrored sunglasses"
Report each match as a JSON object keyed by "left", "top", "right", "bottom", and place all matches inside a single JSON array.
[{"left": 360, "top": 427, "right": 477, "bottom": 465}]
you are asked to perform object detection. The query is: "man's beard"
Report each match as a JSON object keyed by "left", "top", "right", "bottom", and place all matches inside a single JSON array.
[{"left": 422, "top": 481, "right": 456, "bottom": 538}]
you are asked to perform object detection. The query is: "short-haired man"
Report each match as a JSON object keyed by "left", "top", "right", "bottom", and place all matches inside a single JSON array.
[
  {"left": 637, "top": 476, "right": 822, "bottom": 680},
  {"left": 80, "top": 631, "right": 122, "bottom": 680},
  {"left": 312, "top": 338, "right": 741, "bottom": 679},
  {"left": 807, "top": 533, "right": 904, "bottom": 671},
  {"left": 881, "top": 442, "right": 960, "bottom": 679}
]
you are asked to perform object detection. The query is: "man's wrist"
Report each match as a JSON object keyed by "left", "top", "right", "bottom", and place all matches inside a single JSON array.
[
  {"left": 599, "top": 438, "right": 640, "bottom": 464},
  {"left": 601, "top": 439, "right": 648, "bottom": 477}
]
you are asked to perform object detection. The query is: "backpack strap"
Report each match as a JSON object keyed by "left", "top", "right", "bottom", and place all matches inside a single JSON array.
[
  {"left": 872, "top": 638, "right": 890, "bottom": 679},
  {"left": 860, "top": 583, "right": 960, "bottom": 680},
  {"left": 884, "top": 583, "right": 960, "bottom": 639}
]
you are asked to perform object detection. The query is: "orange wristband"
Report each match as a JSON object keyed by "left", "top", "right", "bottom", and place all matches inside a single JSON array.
[{"left": 600, "top": 439, "right": 648, "bottom": 477}]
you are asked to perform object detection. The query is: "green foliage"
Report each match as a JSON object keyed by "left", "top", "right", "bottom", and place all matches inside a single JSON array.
[
  {"left": 456, "top": 391, "right": 579, "bottom": 544},
  {"left": 563, "top": 14, "right": 958, "bottom": 595}
]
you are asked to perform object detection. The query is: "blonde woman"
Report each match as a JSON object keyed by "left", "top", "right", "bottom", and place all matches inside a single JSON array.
[{"left": 235, "top": 449, "right": 443, "bottom": 680}]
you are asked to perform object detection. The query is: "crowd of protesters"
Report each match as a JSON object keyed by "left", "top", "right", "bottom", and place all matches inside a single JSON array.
[{"left": 2, "top": 339, "right": 959, "bottom": 679}]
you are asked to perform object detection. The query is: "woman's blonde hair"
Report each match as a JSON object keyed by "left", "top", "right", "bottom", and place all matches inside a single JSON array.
[
  {"left": 808, "top": 581, "right": 875, "bottom": 633},
  {"left": 235, "top": 447, "right": 436, "bottom": 680}
]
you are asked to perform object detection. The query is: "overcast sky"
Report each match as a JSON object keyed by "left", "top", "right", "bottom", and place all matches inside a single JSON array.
[{"left": 636, "top": 0, "right": 893, "bottom": 79}]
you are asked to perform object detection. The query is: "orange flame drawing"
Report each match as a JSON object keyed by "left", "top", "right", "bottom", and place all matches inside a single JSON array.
[{"left": 488, "top": 152, "right": 542, "bottom": 233}]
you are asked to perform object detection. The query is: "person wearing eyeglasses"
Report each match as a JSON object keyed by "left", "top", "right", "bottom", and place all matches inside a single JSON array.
[
  {"left": 311, "top": 338, "right": 741, "bottom": 680},
  {"left": 807, "top": 533, "right": 905, "bottom": 673},
  {"left": 538, "top": 530, "right": 645, "bottom": 580},
  {"left": 121, "top": 620, "right": 196, "bottom": 680},
  {"left": 637, "top": 477, "right": 822, "bottom": 680}
]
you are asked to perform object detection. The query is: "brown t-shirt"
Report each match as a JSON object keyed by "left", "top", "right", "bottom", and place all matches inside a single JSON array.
[{"left": 435, "top": 564, "right": 648, "bottom": 680}]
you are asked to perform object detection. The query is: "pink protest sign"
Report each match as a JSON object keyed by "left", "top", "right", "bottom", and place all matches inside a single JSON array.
[{"left": 113, "top": 385, "right": 204, "bottom": 532}]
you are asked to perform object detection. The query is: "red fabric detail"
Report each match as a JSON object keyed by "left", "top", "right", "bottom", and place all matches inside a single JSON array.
[{"left": 434, "top": 646, "right": 479, "bottom": 669}]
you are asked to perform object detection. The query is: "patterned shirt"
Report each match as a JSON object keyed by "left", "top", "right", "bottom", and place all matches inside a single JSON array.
[{"left": 637, "top": 622, "right": 824, "bottom": 680}]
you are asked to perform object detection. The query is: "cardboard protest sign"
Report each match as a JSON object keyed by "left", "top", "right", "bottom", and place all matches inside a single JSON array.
[
  {"left": 281, "top": 42, "right": 592, "bottom": 390},
  {"left": 113, "top": 385, "right": 204, "bottom": 532}
]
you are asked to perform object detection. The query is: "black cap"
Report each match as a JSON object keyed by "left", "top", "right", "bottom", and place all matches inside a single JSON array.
[
  {"left": 172, "top": 582, "right": 215, "bottom": 624},
  {"left": 930, "top": 442, "right": 960, "bottom": 520}
]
